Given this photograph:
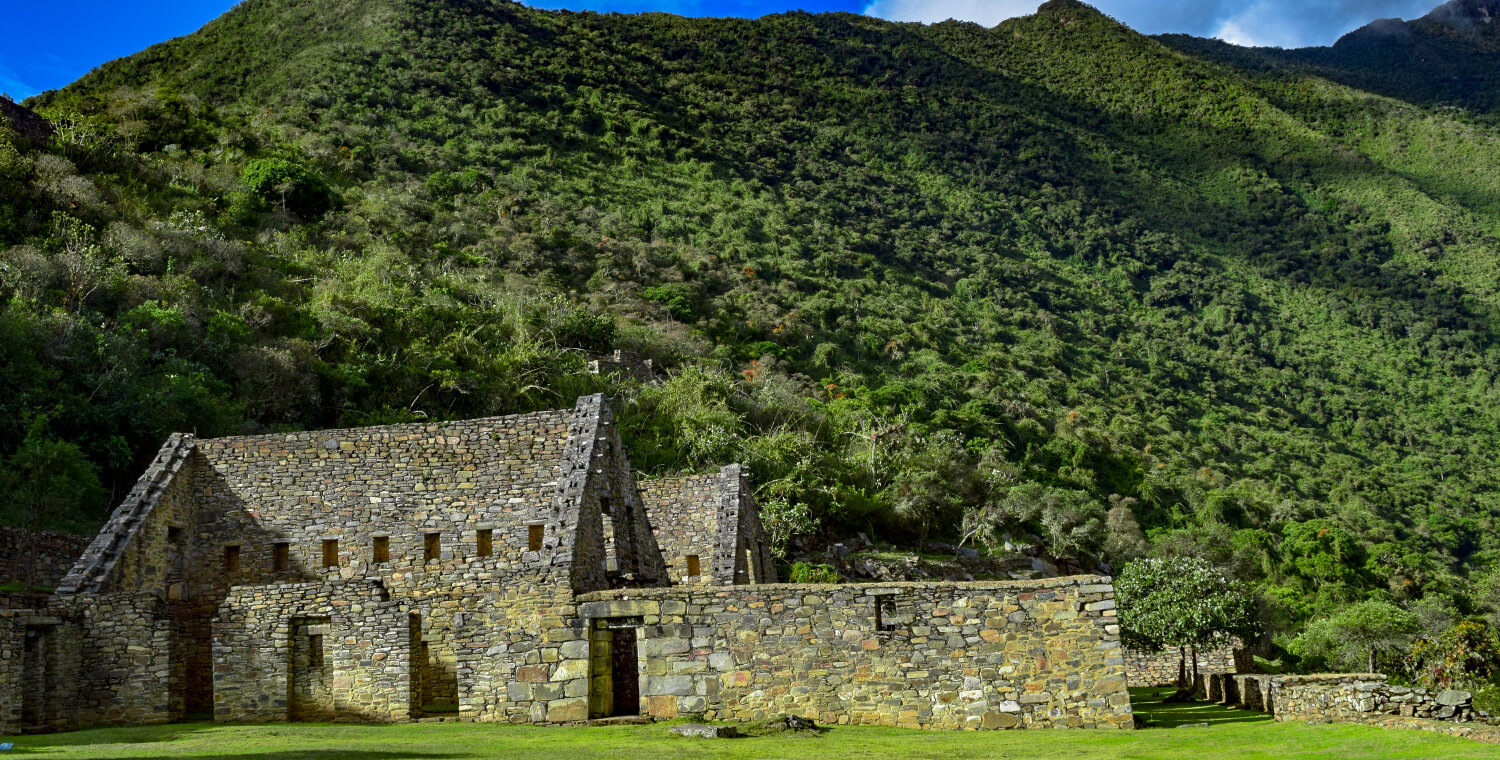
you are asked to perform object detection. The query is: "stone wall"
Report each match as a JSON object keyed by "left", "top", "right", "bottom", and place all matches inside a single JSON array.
[
  {"left": 213, "top": 580, "right": 411, "bottom": 723},
  {"left": 640, "top": 465, "right": 774, "bottom": 586},
  {"left": 0, "top": 528, "right": 90, "bottom": 591},
  {"left": 640, "top": 474, "right": 720, "bottom": 584},
  {"left": 1270, "top": 673, "right": 1480, "bottom": 723},
  {"left": 575, "top": 577, "right": 1134, "bottom": 730},
  {"left": 1125, "top": 642, "right": 1242, "bottom": 686}
]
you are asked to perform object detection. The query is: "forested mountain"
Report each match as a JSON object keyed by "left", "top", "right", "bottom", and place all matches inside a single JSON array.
[
  {"left": 7, "top": 0, "right": 1500, "bottom": 638},
  {"left": 1165, "top": 0, "right": 1500, "bottom": 115}
]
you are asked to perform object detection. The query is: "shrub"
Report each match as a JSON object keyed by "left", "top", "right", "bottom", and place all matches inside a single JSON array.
[
  {"left": 241, "top": 157, "right": 332, "bottom": 218},
  {"left": 788, "top": 562, "right": 840, "bottom": 584}
]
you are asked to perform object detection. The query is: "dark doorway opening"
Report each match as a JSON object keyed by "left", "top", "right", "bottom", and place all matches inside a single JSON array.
[{"left": 588, "top": 617, "right": 641, "bottom": 718}]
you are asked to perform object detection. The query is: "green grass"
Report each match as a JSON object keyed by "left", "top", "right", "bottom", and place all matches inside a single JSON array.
[{"left": 9, "top": 689, "right": 1495, "bottom": 759}]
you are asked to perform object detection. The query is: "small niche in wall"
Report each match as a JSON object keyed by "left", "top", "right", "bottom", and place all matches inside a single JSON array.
[
  {"left": 224, "top": 545, "right": 240, "bottom": 573},
  {"left": 322, "top": 539, "right": 339, "bottom": 568},
  {"left": 528, "top": 524, "right": 544, "bottom": 552},
  {"left": 168, "top": 525, "right": 184, "bottom": 544},
  {"left": 476, "top": 529, "right": 493, "bottom": 558},
  {"left": 685, "top": 555, "right": 701, "bottom": 578},
  {"left": 424, "top": 533, "right": 440, "bottom": 563},
  {"left": 272, "top": 542, "right": 289, "bottom": 572},
  {"left": 308, "top": 633, "right": 324, "bottom": 668},
  {"left": 373, "top": 536, "right": 389, "bottom": 564}
]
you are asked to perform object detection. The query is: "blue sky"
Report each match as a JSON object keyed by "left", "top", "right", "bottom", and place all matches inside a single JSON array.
[{"left": 1, "top": 0, "right": 1445, "bottom": 101}]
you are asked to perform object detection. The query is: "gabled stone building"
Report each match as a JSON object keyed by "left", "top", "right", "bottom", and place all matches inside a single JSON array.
[{"left": 0, "top": 395, "right": 1133, "bottom": 734}]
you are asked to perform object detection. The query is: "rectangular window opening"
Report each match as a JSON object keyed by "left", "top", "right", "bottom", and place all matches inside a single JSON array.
[
  {"left": 167, "top": 526, "right": 184, "bottom": 544},
  {"left": 322, "top": 539, "right": 339, "bottom": 568},
  {"left": 373, "top": 536, "right": 390, "bottom": 564},
  {"left": 224, "top": 545, "right": 241, "bottom": 573},
  {"left": 873, "top": 595, "right": 899, "bottom": 632},
  {"left": 528, "top": 524, "right": 544, "bottom": 552},
  {"left": 424, "top": 533, "right": 440, "bottom": 563},
  {"left": 476, "top": 529, "right": 492, "bottom": 558},
  {"left": 685, "top": 555, "right": 701, "bottom": 578},
  {"left": 272, "top": 542, "right": 289, "bottom": 572}
]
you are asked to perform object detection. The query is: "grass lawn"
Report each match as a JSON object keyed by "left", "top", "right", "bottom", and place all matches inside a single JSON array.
[{"left": 8, "top": 688, "right": 1495, "bottom": 759}]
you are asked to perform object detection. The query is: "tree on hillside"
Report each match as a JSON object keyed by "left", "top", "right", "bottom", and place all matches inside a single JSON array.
[
  {"left": 1289, "top": 600, "right": 1421, "bottom": 673},
  {"left": 1116, "top": 557, "right": 1262, "bottom": 687}
]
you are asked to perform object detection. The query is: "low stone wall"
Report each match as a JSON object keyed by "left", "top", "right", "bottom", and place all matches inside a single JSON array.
[
  {"left": 577, "top": 577, "right": 1135, "bottom": 730},
  {"left": 0, "top": 528, "right": 90, "bottom": 591},
  {"left": 1194, "top": 671, "right": 1495, "bottom": 743},
  {"left": 1270, "top": 674, "right": 1479, "bottom": 723}
]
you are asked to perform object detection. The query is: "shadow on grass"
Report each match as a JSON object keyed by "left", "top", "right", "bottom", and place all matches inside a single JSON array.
[
  {"left": 7, "top": 722, "right": 462, "bottom": 759},
  {"left": 1130, "top": 687, "right": 1274, "bottom": 729}
]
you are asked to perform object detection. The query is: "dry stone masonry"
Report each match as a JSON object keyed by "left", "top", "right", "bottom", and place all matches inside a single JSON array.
[{"left": 0, "top": 395, "right": 1134, "bottom": 734}]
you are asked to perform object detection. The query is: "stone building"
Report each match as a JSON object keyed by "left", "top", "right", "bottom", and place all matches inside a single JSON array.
[{"left": 0, "top": 395, "right": 1133, "bottom": 734}]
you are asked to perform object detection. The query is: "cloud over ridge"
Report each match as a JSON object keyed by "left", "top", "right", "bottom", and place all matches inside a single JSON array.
[{"left": 861, "top": 0, "right": 1439, "bottom": 48}]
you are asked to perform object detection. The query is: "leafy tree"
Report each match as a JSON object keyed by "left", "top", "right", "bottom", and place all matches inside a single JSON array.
[
  {"left": 0, "top": 428, "right": 106, "bottom": 586},
  {"left": 1116, "top": 557, "right": 1262, "bottom": 686},
  {"left": 240, "top": 157, "right": 331, "bottom": 218},
  {"left": 1289, "top": 601, "right": 1422, "bottom": 673}
]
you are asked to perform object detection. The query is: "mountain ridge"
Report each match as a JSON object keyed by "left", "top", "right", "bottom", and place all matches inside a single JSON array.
[{"left": 5, "top": 0, "right": 1500, "bottom": 633}]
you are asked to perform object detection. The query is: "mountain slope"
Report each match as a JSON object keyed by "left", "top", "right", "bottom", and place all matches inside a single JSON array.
[
  {"left": 6, "top": 0, "right": 1500, "bottom": 624},
  {"left": 1164, "top": 0, "right": 1500, "bottom": 114}
]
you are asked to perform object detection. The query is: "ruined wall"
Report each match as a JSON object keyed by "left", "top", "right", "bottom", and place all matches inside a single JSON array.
[
  {"left": 67, "top": 593, "right": 174, "bottom": 727},
  {"left": 640, "top": 474, "right": 720, "bottom": 584},
  {"left": 213, "top": 580, "right": 411, "bottom": 722},
  {"left": 575, "top": 577, "right": 1134, "bottom": 730},
  {"left": 0, "top": 611, "right": 82, "bottom": 734},
  {"left": 641, "top": 465, "right": 774, "bottom": 586},
  {"left": 1124, "top": 643, "right": 1241, "bottom": 686},
  {"left": 1269, "top": 674, "right": 1481, "bottom": 723},
  {"left": 0, "top": 529, "right": 90, "bottom": 590}
]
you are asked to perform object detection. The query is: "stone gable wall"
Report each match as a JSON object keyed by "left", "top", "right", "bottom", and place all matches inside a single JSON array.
[
  {"left": 640, "top": 474, "right": 720, "bottom": 584},
  {"left": 576, "top": 577, "right": 1134, "bottom": 730},
  {"left": 0, "top": 529, "right": 90, "bottom": 590}
]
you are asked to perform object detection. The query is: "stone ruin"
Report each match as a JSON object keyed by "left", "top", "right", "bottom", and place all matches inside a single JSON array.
[{"left": 0, "top": 394, "right": 1134, "bottom": 734}]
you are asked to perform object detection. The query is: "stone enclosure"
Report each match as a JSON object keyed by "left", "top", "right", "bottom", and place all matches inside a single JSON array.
[{"left": 0, "top": 394, "right": 1134, "bottom": 734}]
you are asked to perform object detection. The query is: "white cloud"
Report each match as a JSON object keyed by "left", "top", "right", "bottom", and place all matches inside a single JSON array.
[
  {"left": 861, "top": 0, "right": 1441, "bottom": 47},
  {"left": 863, "top": 0, "right": 1043, "bottom": 26}
]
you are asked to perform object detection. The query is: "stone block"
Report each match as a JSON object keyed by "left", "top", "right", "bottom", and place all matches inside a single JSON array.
[{"left": 670, "top": 723, "right": 739, "bottom": 738}]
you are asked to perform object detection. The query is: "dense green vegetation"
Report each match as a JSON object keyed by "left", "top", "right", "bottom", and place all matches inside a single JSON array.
[{"left": 9, "top": 0, "right": 1500, "bottom": 657}]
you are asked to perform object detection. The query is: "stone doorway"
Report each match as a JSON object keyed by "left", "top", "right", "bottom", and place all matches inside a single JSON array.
[
  {"left": 588, "top": 617, "right": 641, "bottom": 718},
  {"left": 21, "top": 625, "right": 49, "bottom": 729},
  {"left": 287, "top": 617, "right": 332, "bottom": 721}
]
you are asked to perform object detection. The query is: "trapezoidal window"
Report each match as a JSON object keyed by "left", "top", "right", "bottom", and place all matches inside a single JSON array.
[
  {"left": 167, "top": 525, "right": 184, "bottom": 544},
  {"left": 424, "top": 533, "right": 440, "bottom": 563},
  {"left": 373, "top": 536, "right": 390, "bottom": 564},
  {"left": 685, "top": 555, "right": 701, "bottom": 578},
  {"left": 322, "top": 539, "right": 339, "bottom": 568},
  {"left": 528, "top": 524, "right": 544, "bottom": 552},
  {"left": 224, "top": 545, "right": 241, "bottom": 573},
  {"left": 476, "top": 529, "right": 493, "bottom": 558},
  {"left": 272, "top": 542, "right": 289, "bottom": 572}
]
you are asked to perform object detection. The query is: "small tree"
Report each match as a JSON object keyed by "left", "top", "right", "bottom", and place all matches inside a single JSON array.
[
  {"left": 1116, "top": 557, "right": 1262, "bottom": 687},
  {"left": 1290, "top": 601, "right": 1421, "bottom": 673}
]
